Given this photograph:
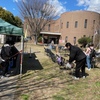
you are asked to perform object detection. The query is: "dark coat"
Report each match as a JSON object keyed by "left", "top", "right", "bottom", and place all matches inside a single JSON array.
[
  {"left": 69, "top": 45, "right": 86, "bottom": 63},
  {"left": 1, "top": 44, "right": 12, "bottom": 61}
]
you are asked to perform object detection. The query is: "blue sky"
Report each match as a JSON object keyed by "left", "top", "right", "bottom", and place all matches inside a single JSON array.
[{"left": 0, "top": 0, "right": 100, "bottom": 17}]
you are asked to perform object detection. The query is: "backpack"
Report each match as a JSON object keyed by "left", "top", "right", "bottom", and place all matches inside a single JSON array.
[{"left": 1, "top": 45, "right": 12, "bottom": 60}]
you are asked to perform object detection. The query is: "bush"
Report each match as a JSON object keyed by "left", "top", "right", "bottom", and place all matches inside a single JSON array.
[
  {"left": 78, "top": 37, "right": 92, "bottom": 47},
  {"left": 37, "top": 36, "right": 42, "bottom": 43}
]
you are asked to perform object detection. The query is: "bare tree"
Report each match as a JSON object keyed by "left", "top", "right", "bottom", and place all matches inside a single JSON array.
[
  {"left": 93, "top": 22, "right": 100, "bottom": 48},
  {"left": 18, "top": 0, "right": 59, "bottom": 44}
]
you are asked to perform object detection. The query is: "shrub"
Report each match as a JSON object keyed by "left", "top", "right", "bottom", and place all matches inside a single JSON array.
[
  {"left": 37, "top": 36, "right": 42, "bottom": 43},
  {"left": 78, "top": 37, "right": 92, "bottom": 47}
]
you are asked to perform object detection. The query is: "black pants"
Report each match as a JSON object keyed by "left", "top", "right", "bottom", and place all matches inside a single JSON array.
[
  {"left": 75, "top": 58, "right": 86, "bottom": 77},
  {"left": 1, "top": 61, "right": 9, "bottom": 76}
]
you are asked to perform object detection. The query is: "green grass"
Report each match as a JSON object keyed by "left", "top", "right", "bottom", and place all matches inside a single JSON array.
[
  {"left": 17, "top": 43, "right": 100, "bottom": 100},
  {"left": 53, "top": 95, "right": 65, "bottom": 100},
  {"left": 21, "top": 94, "right": 29, "bottom": 100},
  {"left": 95, "top": 81, "right": 100, "bottom": 87}
]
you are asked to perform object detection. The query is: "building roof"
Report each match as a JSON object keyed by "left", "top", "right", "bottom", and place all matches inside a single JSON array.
[{"left": 40, "top": 32, "right": 61, "bottom": 35}]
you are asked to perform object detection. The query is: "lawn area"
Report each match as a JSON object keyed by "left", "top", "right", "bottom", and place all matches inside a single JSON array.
[{"left": 16, "top": 43, "right": 100, "bottom": 100}]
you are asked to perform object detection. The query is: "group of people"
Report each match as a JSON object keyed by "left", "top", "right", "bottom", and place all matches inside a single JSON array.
[
  {"left": 65, "top": 42, "right": 96, "bottom": 80},
  {"left": 0, "top": 40, "right": 19, "bottom": 79},
  {"left": 1, "top": 40, "right": 96, "bottom": 80}
]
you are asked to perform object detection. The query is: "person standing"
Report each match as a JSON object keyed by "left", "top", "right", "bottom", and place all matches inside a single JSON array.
[
  {"left": 0, "top": 41, "right": 12, "bottom": 78},
  {"left": 86, "top": 43, "right": 96, "bottom": 68},
  {"left": 85, "top": 44, "right": 92, "bottom": 70},
  {"left": 65, "top": 42, "right": 86, "bottom": 80}
]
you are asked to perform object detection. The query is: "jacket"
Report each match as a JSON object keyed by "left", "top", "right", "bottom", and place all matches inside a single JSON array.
[
  {"left": 1, "top": 44, "right": 12, "bottom": 61},
  {"left": 69, "top": 45, "right": 86, "bottom": 63}
]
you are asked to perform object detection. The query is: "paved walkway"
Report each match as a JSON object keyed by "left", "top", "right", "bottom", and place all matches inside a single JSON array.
[{"left": 0, "top": 75, "right": 19, "bottom": 100}]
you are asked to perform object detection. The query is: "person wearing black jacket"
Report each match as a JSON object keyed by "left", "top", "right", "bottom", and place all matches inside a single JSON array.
[
  {"left": 65, "top": 42, "right": 86, "bottom": 80},
  {"left": 0, "top": 41, "right": 12, "bottom": 78}
]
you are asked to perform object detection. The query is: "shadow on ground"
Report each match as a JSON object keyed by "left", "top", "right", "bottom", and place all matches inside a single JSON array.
[
  {"left": 0, "top": 53, "right": 43, "bottom": 100},
  {"left": 22, "top": 53, "right": 43, "bottom": 74},
  {"left": 0, "top": 76, "right": 18, "bottom": 100}
]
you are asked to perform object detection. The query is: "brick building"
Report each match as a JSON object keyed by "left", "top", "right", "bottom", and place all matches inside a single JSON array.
[{"left": 24, "top": 10, "right": 100, "bottom": 45}]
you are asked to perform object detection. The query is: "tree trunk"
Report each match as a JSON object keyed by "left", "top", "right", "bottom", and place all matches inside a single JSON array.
[{"left": 34, "top": 35, "right": 38, "bottom": 45}]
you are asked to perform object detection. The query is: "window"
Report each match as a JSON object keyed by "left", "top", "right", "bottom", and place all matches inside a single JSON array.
[
  {"left": 66, "top": 22, "right": 69, "bottom": 28},
  {"left": 93, "top": 20, "right": 95, "bottom": 24},
  {"left": 48, "top": 24, "right": 50, "bottom": 31},
  {"left": 83, "top": 35, "right": 86, "bottom": 37},
  {"left": 84, "top": 19, "right": 87, "bottom": 28},
  {"left": 61, "top": 23, "right": 63, "bottom": 28},
  {"left": 92, "top": 36, "right": 93, "bottom": 41},
  {"left": 73, "top": 37, "right": 76, "bottom": 45},
  {"left": 93, "top": 20, "right": 95, "bottom": 28},
  {"left": 75, "top": 21, "right": 78, "bottom": 28}
]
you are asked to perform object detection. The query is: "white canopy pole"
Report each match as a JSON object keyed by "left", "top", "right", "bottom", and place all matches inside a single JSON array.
[{"left": 20, "top": 35, "right": 24, "bottom": 78}]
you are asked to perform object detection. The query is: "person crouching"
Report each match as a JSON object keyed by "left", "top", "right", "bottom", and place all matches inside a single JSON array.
[{"left": 65, "top": 42, "right": 86, "bottom": 80}]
